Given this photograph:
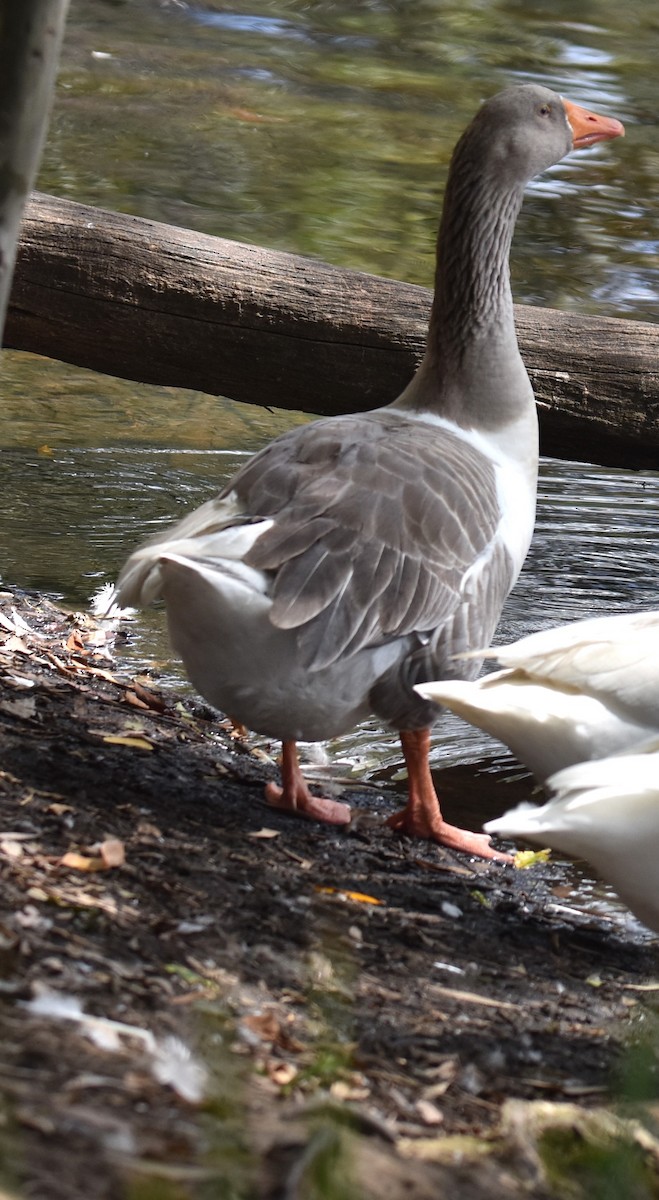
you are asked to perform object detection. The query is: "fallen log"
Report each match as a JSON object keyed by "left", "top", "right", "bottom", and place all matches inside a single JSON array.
[{"left": 5, "top": 192, "right": 659, "bottom": 471}]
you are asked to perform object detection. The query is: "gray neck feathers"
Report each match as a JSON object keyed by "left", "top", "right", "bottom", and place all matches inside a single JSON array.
[
  {"left": 394, "top": 132, "right": 533, "bottom": 429},
  {"left": 430, "top": 165, "right": 522, "bottom": 359}
]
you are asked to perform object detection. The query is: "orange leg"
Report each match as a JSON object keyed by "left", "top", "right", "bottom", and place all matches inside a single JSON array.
[
  {"left": 265, "top": 740, "right": 352, "bottom": 826},
  {"left": 386, "top": 729, "right": 511, "bottom": 861}
]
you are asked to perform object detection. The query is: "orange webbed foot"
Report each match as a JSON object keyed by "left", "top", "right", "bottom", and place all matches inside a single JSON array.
[
  {"left": 265, "top": 781, "right": 351, "bottom": 825},
  {"left": 386, "top": 806, "right": 511, "bottom": 861},
  {"left": 264, "top": 741, "right": 351, "bottom": 826},
  {"left": 392, "top": 728, "right": 512, "bottom": 862}
]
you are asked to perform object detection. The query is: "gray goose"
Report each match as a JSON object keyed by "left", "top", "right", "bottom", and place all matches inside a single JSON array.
[{"left": 115, "top": 84, "right": 623, "bottom": 859}]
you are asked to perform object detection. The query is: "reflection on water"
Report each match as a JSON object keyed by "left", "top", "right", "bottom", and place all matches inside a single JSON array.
[
  {"left": 2, "top": 0, "right": 659, "bottom": 929},
  {"left": 33, "top": 0, "right": 659, "bottom": 317},
  {"left": 188, "top": 11, "right": 311, "bottom": 41}
]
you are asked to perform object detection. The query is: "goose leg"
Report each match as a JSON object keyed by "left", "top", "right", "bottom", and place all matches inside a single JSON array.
[
  {"left": 265, "top": 740, "right": 352, "bottom": 825},
  {"left": 387, "top": 729, "right": 511, "bottom": 861}
]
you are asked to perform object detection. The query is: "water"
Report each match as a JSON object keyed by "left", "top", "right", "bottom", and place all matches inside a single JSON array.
[
  {"left": 1, "top": 0, "right": 659, "bottom": 928},
  {"left": 32, "top": 0, "right": 659, "bottom": 315}
]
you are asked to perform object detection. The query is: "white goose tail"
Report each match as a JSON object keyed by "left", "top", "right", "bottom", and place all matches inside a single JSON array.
[{"left": 112, "top": 492, "right": 272, "bottom": 609}]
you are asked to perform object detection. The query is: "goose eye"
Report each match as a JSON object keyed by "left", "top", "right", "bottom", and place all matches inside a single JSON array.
[{"left": 539, "top": 103, "right": 552, "bottom": 117}]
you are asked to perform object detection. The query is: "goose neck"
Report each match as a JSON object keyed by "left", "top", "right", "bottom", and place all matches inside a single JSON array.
[{"left": 429, "top": 171, "right": 524, "bottom": 362}]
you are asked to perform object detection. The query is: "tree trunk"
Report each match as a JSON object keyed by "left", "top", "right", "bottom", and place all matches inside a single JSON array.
[
  {"left": 6, "top": 191, "right": 659, "bottom": 471},
  {"left": 0, "top": 2, "right": 69, "bottom": 339}
]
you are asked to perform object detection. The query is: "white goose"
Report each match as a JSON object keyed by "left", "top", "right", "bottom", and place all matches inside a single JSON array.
[
  {"left": 415, "top": 609, "right": 659, "bottom": 782},
  {"left": 484, "top": 748, "right": 659, "bottom": 934},
  {"left": 115, "top": 85, "right": 623, "bottom": 858}
]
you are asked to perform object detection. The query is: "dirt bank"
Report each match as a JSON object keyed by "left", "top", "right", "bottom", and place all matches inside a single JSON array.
[{"left": 0, "top": 584, "right": 658, "bottom": 1200}]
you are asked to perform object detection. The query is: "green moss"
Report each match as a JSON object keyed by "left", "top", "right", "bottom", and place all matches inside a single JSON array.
[
  {"left": 286, "top": 1120, "right": 360, "bottom": 1200},
  {"left": 539, "top": 1126, "right": 659, "bottom": 1200}
]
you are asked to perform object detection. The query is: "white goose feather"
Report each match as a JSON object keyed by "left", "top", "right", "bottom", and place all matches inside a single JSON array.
[
  {"left": 415, "top": 609, "right": 659, "bottom": 781},
  {"left": 484, "top": 747, "right": 659, "bottom": 934}
]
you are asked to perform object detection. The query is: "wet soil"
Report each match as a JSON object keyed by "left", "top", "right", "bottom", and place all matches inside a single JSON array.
[{"left": 0, "top": 584, "right": 658, "bottom": 1200}]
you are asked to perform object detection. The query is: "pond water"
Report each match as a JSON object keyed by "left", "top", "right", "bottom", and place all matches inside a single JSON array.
[{"left": 1, "top": 0, "right": 658, "bottom": 929}]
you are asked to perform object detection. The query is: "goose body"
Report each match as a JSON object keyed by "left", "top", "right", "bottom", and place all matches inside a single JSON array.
[
  {"left": 415, "top": 609, "right": 659, "bottom": 781},
  {"left": 115, "top": 85, "right": 623, "bottom": 856},
  {"left": 484, "top": 750, "right": 659, "bottom": 934}
]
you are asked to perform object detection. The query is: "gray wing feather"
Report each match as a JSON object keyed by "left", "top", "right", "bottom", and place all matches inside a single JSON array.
[{"left": 228, "top": 410, "right": 506, "bottom": 670}]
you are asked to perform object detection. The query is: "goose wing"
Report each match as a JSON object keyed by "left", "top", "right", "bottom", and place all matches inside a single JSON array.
[
  {"left": 232, "top": 411, "right": 510, "bottom": 670},
  {"left": 491, "top": 611, "right": 659, "bottom": 720}
]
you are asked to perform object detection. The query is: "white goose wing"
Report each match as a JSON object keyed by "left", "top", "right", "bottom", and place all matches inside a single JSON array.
[
  {"left": 486, "top": 610, "right": 659, "bottom": 722},
  {"left": 485, "top": 748, "right": 659, "bottom": 935},
  {"left": 545, "top": 743, "right": 659, "bottom": 806}
]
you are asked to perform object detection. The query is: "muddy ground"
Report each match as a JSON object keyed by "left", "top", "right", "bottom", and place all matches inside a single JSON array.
[{"left": 0, "top": 584, "right": 659, "bottom": 1200}]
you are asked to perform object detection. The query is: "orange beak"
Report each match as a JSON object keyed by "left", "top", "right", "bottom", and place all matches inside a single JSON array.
[{"left": 562, "top": 97, "right": 625, "bottom": 148}]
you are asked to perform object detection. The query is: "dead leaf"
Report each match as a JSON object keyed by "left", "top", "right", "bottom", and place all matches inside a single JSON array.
[
  {"left": 133, "top": 681, "right": 167, "bottom": 711},
  {"left": 26, "top": 887, "right": 49, "bottom": 902},
  {"left": 242, "top": 1011, "right": 283, "bottom": 1044},
  {"left": 427, "top": 983, "right": 524, "bottom": 1011},
  {"left": 415, "top": 1099, "right": 444, "bottom": 1126},
  {"left": 266, "top": 1060, "right": 297, "bottom": 1087},
  {"left": 278, "top": 846, "right": 312, "bottom": 869},
  {"left": 227, "top": 719, "right": 249, "bottom": 739},
  {"left": 249, "top": 747, "right": 275, "bottom": 763},
  {"left": 44, "top": 651, "right": 77, "bottom": 675},
  {"left": 422, "top": 1079, "right": 454, "bottom": 1101},
  {"left": 315, "top": 886, "right": 383, "bottom": 906},
  {"left": 59, "top": 851, "right": 104, "bottom": 872},
  {"left": 0, "top": 839, "right": 24, "bottom": 860},
  {"left": 0, "top": 612, "right": 21, "bottom": 634},
  {"left": 47, "top": 803, "right": 75, "bottom": 816},
  {"left": 551, "top": 883, "right": 574, "bottom": 899},
  {"left": 0, "top": 634, "right": 29, "bottom": 654},
  {"left": 59, "top": 838, "right": 125, "bottom": 873},
  {"left": 414, "top": 857, "right": 475, "bottom": 878},
  {"left": 136, "top": 820, "right": 163, "bottom": 840},
  {"left": 101, "top": 734, "right": 154, "bottom": 752},
  {"left": 71, "top": 663, "right": 120, "bottom": 683},
  {"left": 65, "top": 630, "right": 87, "bottom": 654},
  {"left": 4, "top": 673, "right": 36, "bottom": 689},
  {"left": 241, "top": 1010, "right": 304, "bottom": 1053},
  {"left": 330, "top": 1079, "right": 371, "bottom": 1102},
  {"left": 170, "top": 988, "right": 217, "bottom": 1007},
  {"left": 248, "top": 828, "right": 280, "bottom": 840},
  {"left": 82, "top": 628, "right": 113, "bottom": 649},
  {"left": 97, "top": 838, "right": 125, "bottom": 868},
  {"left": 514, "top": 848, "right": 552, "bottom": 869}
]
